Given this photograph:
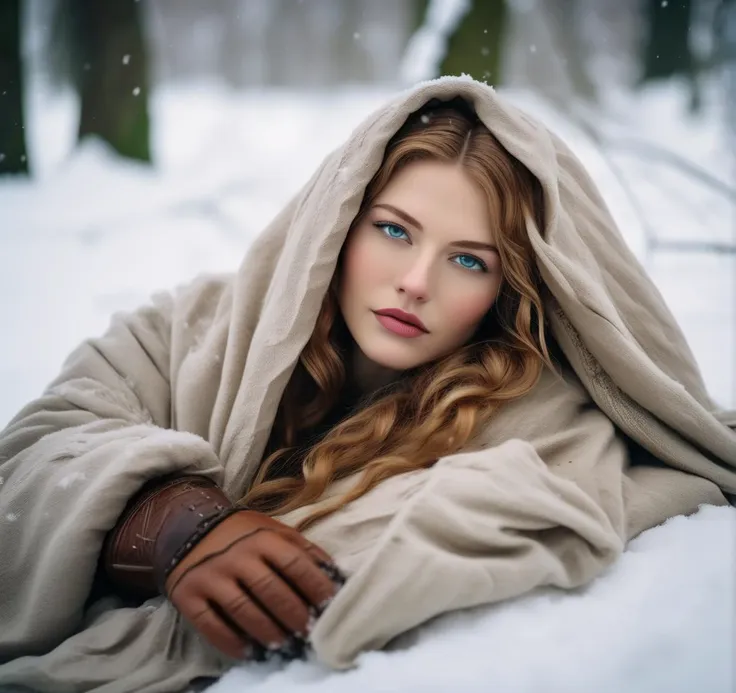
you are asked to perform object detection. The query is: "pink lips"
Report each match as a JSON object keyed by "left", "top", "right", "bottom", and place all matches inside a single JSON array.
[
  {"left": 373, "top": 311, "right": 427, "bottom": 338},
  {"left": 374, "top": 308, "right": 428, "bottom": 331}
]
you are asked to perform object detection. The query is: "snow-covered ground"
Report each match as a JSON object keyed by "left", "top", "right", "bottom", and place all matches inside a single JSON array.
[
  {"left": 0, "top": 83, "right": 399, "bottom": 428},
  {"left": 208, "top": 504, "right": 735, "bottom": 693},
  {"left": 1, "top": 79, "right": 734, "bottom": 691}
]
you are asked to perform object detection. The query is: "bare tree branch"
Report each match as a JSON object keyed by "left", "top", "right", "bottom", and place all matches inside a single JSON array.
[
  {"left": 648, "top": 239, "right": 736, "bottom": 254},
  {"left": 608, "top": 138, "right": 736, "bottom": 201}
]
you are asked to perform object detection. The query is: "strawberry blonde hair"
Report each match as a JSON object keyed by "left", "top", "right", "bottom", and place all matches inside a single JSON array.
[{"left": 238, "top": 98, "right": 552, "bottom": 530}]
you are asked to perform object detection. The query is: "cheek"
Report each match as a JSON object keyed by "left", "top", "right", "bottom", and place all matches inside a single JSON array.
[
  {"left": 441, "top": 284, "right": 497, "bottom": 335},
  {"left": 341, "top": 230, "right": 391, "bottom": 295}
]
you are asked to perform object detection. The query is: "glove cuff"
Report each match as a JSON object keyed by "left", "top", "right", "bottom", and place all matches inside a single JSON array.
[{"left": 103, "top": 475, "right": 233, "bottom": 597}]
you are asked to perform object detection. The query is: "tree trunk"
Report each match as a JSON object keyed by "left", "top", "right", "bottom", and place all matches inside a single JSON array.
[
  {"left": 440, "top": 0, "right": 508, "bottom": 86},
  {"left": 0, "top": 0, "right": 29, "bottom": 175},
  {"left": 74, "top": 0, "right": 150, "bottom": 162},
  {"left": 640, "top": 0, "right": 701, "bottom": 109},
  {"left": 413, "top": 0, "right": 431, "bottom": 32},
  {"left": 642, "top": 0, "right": 693, "bottom": 81}
]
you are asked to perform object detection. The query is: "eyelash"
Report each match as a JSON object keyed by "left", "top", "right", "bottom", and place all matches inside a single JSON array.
[{"left": 373, "top": 222, "right": 489, "bottom": 273}]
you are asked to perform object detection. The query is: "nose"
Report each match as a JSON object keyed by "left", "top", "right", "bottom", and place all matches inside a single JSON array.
[{"left": 396, "top": 254, "right": 433, "bottom": 302}]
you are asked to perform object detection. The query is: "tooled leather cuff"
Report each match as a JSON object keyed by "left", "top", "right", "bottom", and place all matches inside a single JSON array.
[{"left": 103, "top": 475, "right": 234, "bottom": 598}]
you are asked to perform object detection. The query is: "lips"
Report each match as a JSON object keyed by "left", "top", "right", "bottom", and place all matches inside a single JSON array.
[{"left": 374, "top": 308, "right": 428, "bottom": 332}]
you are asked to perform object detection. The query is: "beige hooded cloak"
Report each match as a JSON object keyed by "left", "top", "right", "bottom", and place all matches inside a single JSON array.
[{"left": 0, "top": 76, "right": 734, "bottom": 693}]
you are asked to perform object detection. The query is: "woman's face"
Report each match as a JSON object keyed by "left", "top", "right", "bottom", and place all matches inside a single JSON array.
[{"left": 338, "top": 159, "right": 503, "bottom": 384}]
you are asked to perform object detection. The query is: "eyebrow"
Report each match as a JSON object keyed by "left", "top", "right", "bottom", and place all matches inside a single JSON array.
[{"left": 372, "top": 203, "right": 499, "bottom": 254}]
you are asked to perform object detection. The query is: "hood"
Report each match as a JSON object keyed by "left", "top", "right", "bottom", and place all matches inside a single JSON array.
[{"left": 212, "top": 75, "right": 735, "bottom": 495}]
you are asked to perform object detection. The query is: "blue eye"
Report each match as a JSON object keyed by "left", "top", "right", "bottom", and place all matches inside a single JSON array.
[
  {"left": 452, "top": 254, "right": 487, "bottom": 272},
  {"left": 375, "top": 222, "right": 409, "bottom": 241},
  {"left": 374, "top": 222, "right": 487, "bottom": 273}
]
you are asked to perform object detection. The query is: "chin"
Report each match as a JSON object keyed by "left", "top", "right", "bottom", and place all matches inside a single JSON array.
[{"left": 358, "top": 338, "right": 429, "bottom": 372}]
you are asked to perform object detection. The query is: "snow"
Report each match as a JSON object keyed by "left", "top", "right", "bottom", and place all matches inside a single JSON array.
[
  {"left": 204, "top": 505, "right": 735, "bottom": 693},
  {"left": 56, "top": 471, "right": 86, "bottom": 489},
  {"left": 0, "top": 76, "right": 734, "bottom": 691},
  {"left": 0, "top": 83, "right": 396, "bottom": 429}
]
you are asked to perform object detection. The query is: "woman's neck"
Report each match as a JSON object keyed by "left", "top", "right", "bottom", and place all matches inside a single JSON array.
[{"left": 349, "top": 343, "right": 402, "bottom": 397}]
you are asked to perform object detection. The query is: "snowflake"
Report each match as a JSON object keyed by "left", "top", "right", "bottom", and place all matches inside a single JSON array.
[
  {"left": 58, "top": 471, "right": 87, "bottom": 489},
  {"left": 5, "top": 513, "right": 18, "bottom": 522}
]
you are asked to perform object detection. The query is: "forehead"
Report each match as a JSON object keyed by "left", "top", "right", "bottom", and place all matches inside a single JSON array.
[{"left": 373, "top": 160, "right": 495, "bottom": 238}]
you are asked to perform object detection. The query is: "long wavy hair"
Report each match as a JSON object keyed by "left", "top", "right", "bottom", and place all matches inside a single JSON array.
[{"left": 238, "top": 98, "right": 552, "bottom": 530}]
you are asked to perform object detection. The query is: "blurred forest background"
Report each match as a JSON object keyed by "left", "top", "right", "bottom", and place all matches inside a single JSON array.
[{"left": 0, "top": 0, "right": 733, "bottom": 173}]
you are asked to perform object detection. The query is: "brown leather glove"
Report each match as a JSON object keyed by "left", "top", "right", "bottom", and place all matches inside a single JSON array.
[
  {"left": 164, "top": 509, "right": 342, "bottom": 660},
  {"left": 103, "top": 475, "right": 234, "bottom": 597},
  {"left": 104, "top": 475, "right": 344, "bottom": 661}
]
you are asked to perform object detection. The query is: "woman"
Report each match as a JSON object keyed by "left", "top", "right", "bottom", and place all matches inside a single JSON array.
[{"left": 0, "top": 78, "right": 734, "bottom": 693}]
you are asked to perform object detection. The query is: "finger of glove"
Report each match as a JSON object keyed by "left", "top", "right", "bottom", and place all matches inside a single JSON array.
[
  {"left": 228, "top": 555, "right": 312, "bottom": 638},
  {"left": 259, "top": 535, "right": 338, "bottom": 610},
  {"left": 181, "top": 596, "right": 255, "bottom": 661},
  {"left": 164, "top": 525, "right": 269, "bottom": 601},
  {"left": 209, "top": 570, "right": 292, "bottom": 650},
  {"left": 280, "top": 530, "right": 335, "bottom": 568}
]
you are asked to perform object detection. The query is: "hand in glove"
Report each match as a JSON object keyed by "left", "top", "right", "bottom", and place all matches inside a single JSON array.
[
  {"left": 103, "top": 476, "right": 345, "bottom": 662},
  {"left": 163, "top": 509, "right": 343, "bottom": 660}
]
